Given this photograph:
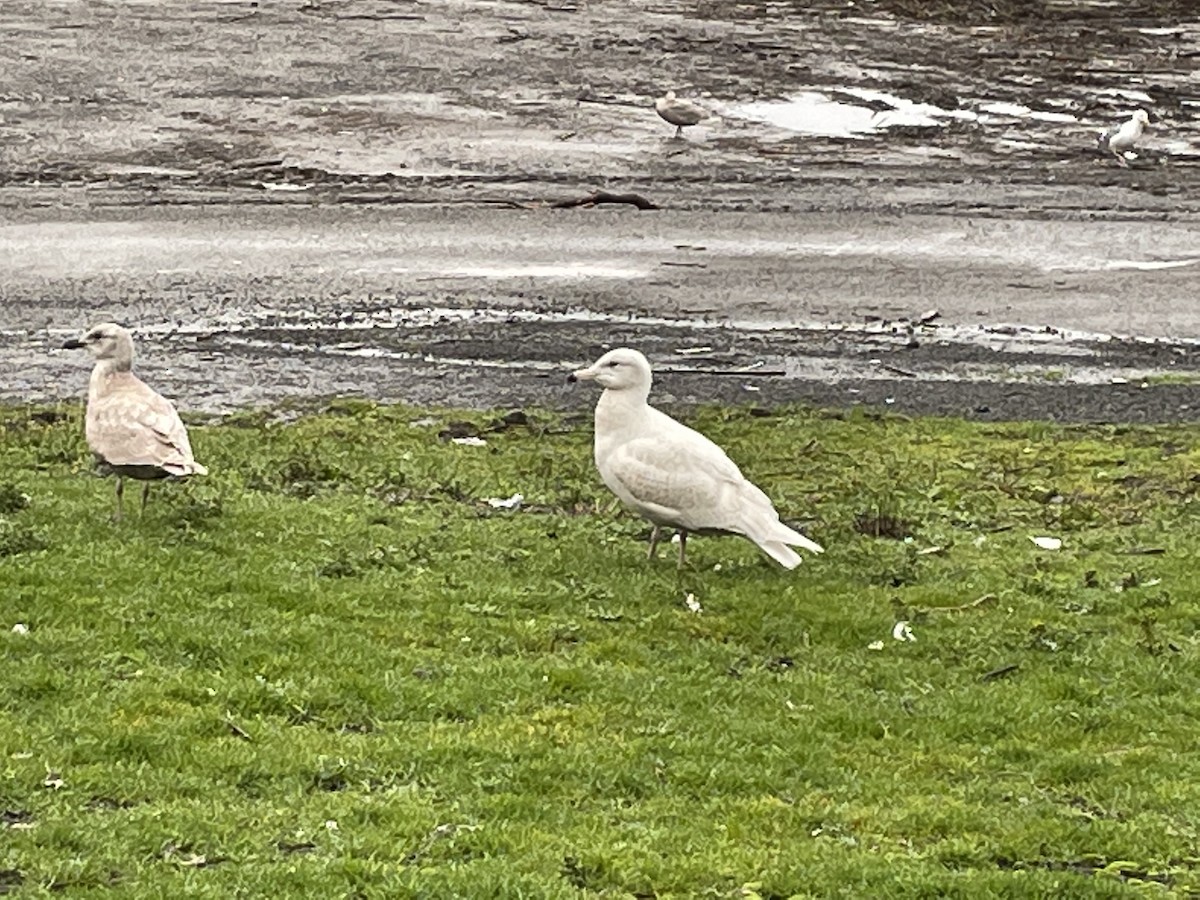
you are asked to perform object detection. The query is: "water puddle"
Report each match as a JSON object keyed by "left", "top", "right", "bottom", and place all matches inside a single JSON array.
[
  {"left": 725, "top": 87, "right": 1083, "bottom": 138},
  {"left": 97, "top": 163, "right": 201, "bottom": 178},
  {"left": 19, "top": 301, "right": 1200, "bottom": 419},
  {"left": 144, "top": 302, "right": 1200, "bottom": 357},
  {"left": 1094, "top": 88, "right": 1154, "bottom": 104},
  {"left": 776, "top": 355, "right": 1171, "bottom": 387},
  {"left": 975, "top": 101, "right": 1076, "bottom": 124},
  {"left": 431, "top": 262, "right": 647, "bottom": 280},
  {"left": 201, "top": 310, "right": 1194, "bottom": 392},
  {"left": 1102, "top": 258, "right": 1200, "bottom": 272},
  {"left": 726, "top": 89, "right": 955, "bottom": 138}
]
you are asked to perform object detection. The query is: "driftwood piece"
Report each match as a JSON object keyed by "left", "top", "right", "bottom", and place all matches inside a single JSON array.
[
  {"left": 878, "top": 362, "right": 918, "bottom": 378},
  {"left": 551, "top": 190, "right": 659, "bottom": 211}
]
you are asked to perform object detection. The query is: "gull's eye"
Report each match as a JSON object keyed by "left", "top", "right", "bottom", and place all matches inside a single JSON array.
[{"left": 606, "top": 360, "right": 620, "bottom": 368}]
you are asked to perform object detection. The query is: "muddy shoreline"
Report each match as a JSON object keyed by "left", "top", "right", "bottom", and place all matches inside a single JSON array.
[
  {"left": 4, "top": 203, "right": 1200, "bottom": 423},
  {"left": 2, "top": 1, "right": 1199, "bottom": 421},
  {"left": 11, "top": 283, "right": 1200, "bottom": 423}
]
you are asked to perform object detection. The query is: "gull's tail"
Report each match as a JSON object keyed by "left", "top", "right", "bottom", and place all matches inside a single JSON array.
[
  {"left": 777, "top": 522, "right": 824, "bottom": 556},
  {"left": 749, "top": 522, "right": 824, "bottom": 570}
]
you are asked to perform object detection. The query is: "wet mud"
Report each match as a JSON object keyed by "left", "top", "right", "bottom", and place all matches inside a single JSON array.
[
  {"left": 13, "top": 284, "right": 1200, "bottom": 423},
  {"left": 2, "top": 1, "right": 1199, "bottom": 421},
  {"left": 3, "top": 0, "right": 1198, "bottom": 206}
]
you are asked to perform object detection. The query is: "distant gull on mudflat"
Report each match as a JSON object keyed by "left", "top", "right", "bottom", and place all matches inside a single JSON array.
[
  {"left": 63, "top": 323, "right": 208, "bottom": 520},
  {"left": 1097, "top": 109, "right": 1149, "bottom": 166},
  {"left": 655, "top": 90, "right": 707, "bottom": 138},
  {"left": 569, "top": 348, "right": 823, "bottom": 569}
]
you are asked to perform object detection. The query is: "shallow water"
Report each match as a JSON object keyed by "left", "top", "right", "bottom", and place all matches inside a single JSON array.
[{"left": 725, "top": 90, "right": 950, "bottom": 138}]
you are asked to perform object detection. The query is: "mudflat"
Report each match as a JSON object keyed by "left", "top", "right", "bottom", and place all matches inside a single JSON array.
[{"left": 3, "top": 0, "right": 1199, "bottom": 420}]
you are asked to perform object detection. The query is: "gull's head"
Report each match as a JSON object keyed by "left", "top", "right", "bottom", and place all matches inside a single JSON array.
[
  {"left": 62, "top": 322, "right": 134, "bottom": 366},
  {"left": 568, "top": 348, "right": 653, "bottom": 393},
  {"left": 1133, "top": 109, "right": 1150, "bottom": 126},
  {"left": 663, "top": 90, "right": 677, "bottom": 101}
]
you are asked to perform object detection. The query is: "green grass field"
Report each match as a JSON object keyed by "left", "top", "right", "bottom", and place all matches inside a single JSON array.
[{"left": 2, "top": 400, "right": 1199, "bottom": 898}]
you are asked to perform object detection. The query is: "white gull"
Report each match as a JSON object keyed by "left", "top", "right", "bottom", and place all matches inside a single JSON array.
[
  {"left": 1098, "top": 109, "right": 1149, "bottom": 166},
  {"left": 655, "top": 90, "right": 707, "bottom": 138},
  {"left": 569, "top": 348, "right": 823, "bottom": 569},
  {"left": 63, "top": 322, "right": 208, "bottom": 520}
]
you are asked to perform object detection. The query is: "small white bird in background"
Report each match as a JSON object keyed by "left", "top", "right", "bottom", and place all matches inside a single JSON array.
[
  {"left": 62, "top": 323, "right": 208, "bottom": 520},
  {"left": 1098, "top": 109, "right": 1150, "bottom": 166},
  {"left": 655, "top": 90, "right": 707, "bottom": 138},
  {"left": 569, "top": 348, "right": 823, "bottom": 569}
]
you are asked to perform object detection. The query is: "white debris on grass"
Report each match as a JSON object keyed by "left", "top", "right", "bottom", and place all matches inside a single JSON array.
[
  {"left": 1030, "top": 536, "right": 1063, "bottom": 551},
  {"left": 452, "top": 436, "right": 487, "bottom": 447},
  {"left": 485, "top": 493, "right": 524, "bottom": 510},
  {"left": 892, "top": 621, "right": 917, "bottom": 642}
]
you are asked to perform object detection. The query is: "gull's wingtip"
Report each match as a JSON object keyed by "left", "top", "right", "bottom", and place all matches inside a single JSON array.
[
  {"left": 759, "top": 541, "right": 803, "bottom": 570},
  {"left": 796, "top": 536, "right": 825, "bottom": 555}
]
